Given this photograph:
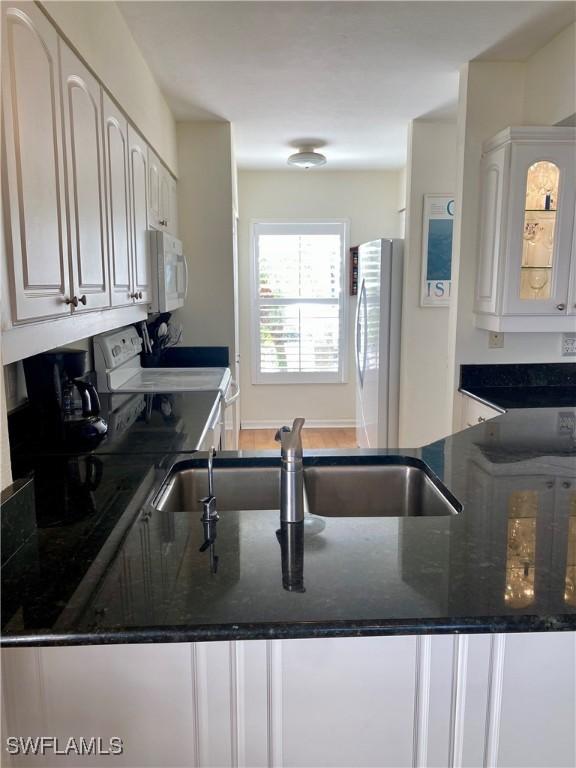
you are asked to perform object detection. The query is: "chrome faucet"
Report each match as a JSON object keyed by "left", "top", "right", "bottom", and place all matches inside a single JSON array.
[
  {"left": 200, "top": 447, "right": 218, "bottom": 523},
  {"left": 199, "top": 447, "right": 219, "bottom": 573},
  {"left": 275, "top": 418, "right": 305, "bottom": 523}
]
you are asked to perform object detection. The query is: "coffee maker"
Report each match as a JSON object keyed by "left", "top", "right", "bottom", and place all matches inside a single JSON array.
[{"left": 23, "top": 348, "right": 108, "bottom": 450}]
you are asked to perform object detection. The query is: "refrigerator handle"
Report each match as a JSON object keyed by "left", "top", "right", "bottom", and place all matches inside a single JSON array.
[{"left": 355, "top": 278, "right": 367, "bottom": 387}]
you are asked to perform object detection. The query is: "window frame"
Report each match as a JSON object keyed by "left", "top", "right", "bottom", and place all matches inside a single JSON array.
[{"left": 250, "top": 219, "right": 349, "bottom": 385}]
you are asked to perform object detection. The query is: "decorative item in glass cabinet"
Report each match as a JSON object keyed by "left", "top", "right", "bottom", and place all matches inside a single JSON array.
[
  {"left": 520, "top": 161, "right": 560, "bottom": 301},
  {"left": 504, "top": 490, "right": 537, "bottom": 608},
  {"left": 524, "top": 161, "right": 559, "bottom": 211},
  {"left": 564, "top": 493, "right": 576, "bottom": 606}
]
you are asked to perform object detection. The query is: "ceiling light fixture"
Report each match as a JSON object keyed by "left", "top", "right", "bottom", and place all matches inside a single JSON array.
[{"left": 287, "top": 146, "right": 327, "bottom": 169}]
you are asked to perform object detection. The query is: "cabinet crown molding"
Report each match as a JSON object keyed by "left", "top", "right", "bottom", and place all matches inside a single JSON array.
[{"left": 483, "top": 126, "right": 576, "bottom": 154}]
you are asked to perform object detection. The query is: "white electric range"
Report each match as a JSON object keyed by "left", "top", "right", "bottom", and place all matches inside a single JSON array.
[{"left": 93, "top": 326, "right": 238, "bottom": 449}]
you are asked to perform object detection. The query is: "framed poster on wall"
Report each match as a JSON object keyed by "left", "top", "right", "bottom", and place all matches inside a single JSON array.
[{"left": 420, "top": 194, "right": 455, "bottom": 307}]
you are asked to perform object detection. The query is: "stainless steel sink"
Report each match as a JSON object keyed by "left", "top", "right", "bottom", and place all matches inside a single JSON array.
[
  {"left": 154, "top": 461, "right": 460, "bottom": 518},
  {"left": 155, "top": 466, "right": 280, "bottom": 512},
  {"left": 303, "top": 464, "right": 460, "bottom": 517}
]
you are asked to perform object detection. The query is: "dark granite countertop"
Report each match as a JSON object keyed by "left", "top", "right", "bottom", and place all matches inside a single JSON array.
[
  {"left": 2, "top": 407, "right": 575, "bottom": 646},
  {"left": 460, "top": 386, "right": 576, "bottom": 410},
  {"left": 460, "top": 362, "right": 576, "bottom": 410}
]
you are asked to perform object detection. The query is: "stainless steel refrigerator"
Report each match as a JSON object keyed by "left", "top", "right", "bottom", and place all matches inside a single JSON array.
[{"left": 355, "top": 239, "right": 403, "bottom": 448}]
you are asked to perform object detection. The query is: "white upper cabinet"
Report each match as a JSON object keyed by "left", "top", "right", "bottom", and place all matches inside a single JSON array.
[
  {"left": 60, "top": 43, "right": 109, "bottom": 312},
  {"left": 128, "top": 126, "right": 151, "bottom": 305},
  {"left": 1, "top": 1, "right": 71, "bottom": 322},
  {"left": 168, "top": 174, "right": 179, "bottom": 237},
  {"left": 474, "top": 127, "right": 576, "bottom": 332},
  {"left": 159, "top": 167, "right": 170, "bottom": 230},
  {"left": 1, "top": 0, "right": 176, "bottom": 356},
  {"left": 102, "top": 93, "right": 132, "bottom": 307},
  {"left": 147, "top": 146, "right": 161, "bottom": 230},
  {"left": 148, "top": 146, "right": 178, "bottom": 235}
]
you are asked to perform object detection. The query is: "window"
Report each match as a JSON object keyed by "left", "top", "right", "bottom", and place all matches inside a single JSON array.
[{"left": 251, "top": 221, "right": 348, "bottom": 384}]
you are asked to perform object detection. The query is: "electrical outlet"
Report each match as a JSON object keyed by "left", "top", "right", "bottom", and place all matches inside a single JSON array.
[
  {"left": 561, "top": 333, "right": 576, "bottom": 356},
  {"left": 489, "top": 332, "right": 504, "bottom": 349}
]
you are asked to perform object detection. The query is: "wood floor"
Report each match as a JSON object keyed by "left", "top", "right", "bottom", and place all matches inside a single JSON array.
[{"left": 239, "top": 427, "right": 357, "bottom": 450}]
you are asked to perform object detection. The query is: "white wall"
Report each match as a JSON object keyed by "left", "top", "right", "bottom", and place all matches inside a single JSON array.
[
  {"left": 238, "top": 170, "right": 402, "bottom": 426},
  {"left": 40, "top": 0, "right": 177, "bottom": 173},
  {"left": 448, "top": 61, "right": 526, "bottom": 393},
  {"left": 399, "top": 121, "right": 457, "bottom": 448},
  {"left": 447, "top": 24, "right": 576, "bottom": 428},
  {"left": 524, "top": 23, "right": 576, "bottom": 127},
  {"left": 175, "top": 123, "right": 236, "bottom": 358}
]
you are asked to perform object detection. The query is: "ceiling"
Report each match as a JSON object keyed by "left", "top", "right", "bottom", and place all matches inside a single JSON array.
[{"left": 119, "top": 1, "right": 575, "bottom": 170}]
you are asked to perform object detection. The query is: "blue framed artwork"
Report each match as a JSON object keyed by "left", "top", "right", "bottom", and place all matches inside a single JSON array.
[{"left": 420, "top": 194, "right": 455, "bottom": 306}]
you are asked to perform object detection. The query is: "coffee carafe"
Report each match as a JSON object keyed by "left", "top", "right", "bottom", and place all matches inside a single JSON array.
[
  {"left": 61, "top": 377, "right": 108, "bottom": 448},
  {"left": 23, "top": 348, "right": 108, "bottom": 449}
]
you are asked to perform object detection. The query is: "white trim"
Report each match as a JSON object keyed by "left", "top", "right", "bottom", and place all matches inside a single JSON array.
[
  {"left": 448, "top": 635, "right": 469, "bottom": 768},
  {"left": 413, "top": 635, "right": 432, "bottom": 768},
  {"left": 482, "top": 125, "right": 576, "bottom": 154},
  {"left": 250, "top": 219, "right": 349, "bottom": 386},
  {"left": 474, "top": 311, "right": 575, "bottom": 332},
  {"left": 235, "top": 641, "right": 248, "bottom": 768},
  {"left": 241, "top": 418, "right": 356, "bottom": 430},
  {"left": 193, "top": 643, "right": 210, "bottom": 768},
  {"left": 36, "top": 649, "right": 49, "bottom": 767},
  {"left": 229, "top": 641, "right": 243, "bottom": 768},
  {"left": 189, "top": 644, "right": 201, "bottom": 768},
  {"left": 484, "top": 634, "right": 506, "bottom": 768},
  {"left": 266, "top": 640, "right": 283, "bottom": 768}
]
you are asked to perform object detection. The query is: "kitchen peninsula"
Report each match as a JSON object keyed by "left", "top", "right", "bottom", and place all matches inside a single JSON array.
[{"left": 2, "top": 402, "right": 575, "bottom": 767}]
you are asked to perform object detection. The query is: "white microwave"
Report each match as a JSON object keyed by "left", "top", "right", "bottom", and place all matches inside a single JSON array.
[{"left": 149, "top": 230, "right": 188, "bottom": 313}]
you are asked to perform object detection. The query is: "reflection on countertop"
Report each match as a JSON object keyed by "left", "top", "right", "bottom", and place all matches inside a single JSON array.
[
  {"left": 1, "top": 407, "right": 575, "bottom": 646},
  {"left": 8, "top": 390, "right": 221, "bottom": 464}
]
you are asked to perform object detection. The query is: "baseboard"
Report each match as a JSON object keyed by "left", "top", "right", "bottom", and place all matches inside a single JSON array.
[{"left": 240, "top": 419, "right": 356, "bottom": 430}]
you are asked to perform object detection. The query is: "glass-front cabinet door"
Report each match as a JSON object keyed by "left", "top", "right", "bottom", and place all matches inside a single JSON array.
[{"left": 504, "top": 141, "right": 576, "bottom": 316}]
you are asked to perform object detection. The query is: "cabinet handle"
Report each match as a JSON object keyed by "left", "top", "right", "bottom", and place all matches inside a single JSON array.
[
  {"left": 138, "top": 291, "right": 143, "bottom": 299},
  {"left": 477, "top": 416, "right": 486, "bottom": 423},
  {"left": 65, "top": 296, "right": 79, "bottom": 307},
  {"left": 160, "top": 218, "right": 168, "bottom": 226},
  {"left": 556, "top": 303, "right": 566, "bottom": 311},
  {"left": 130, "top": 292, "right": 138, "bottom": 299},
  {"left": 78, "top": 294, "right": 87, "bottom": 305}
]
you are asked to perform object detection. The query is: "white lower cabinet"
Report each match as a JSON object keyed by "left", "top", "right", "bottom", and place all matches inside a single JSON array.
[
  {"left": 455, "top": 393, "right": 502, "bottom": 432},
  {"left": 279, "top": 636, "right": 417, "bottom": 767},
  {"left": 2, "top": 632, "right": 574, "bottom": 767},
  {"left": 460, "top": 394, "right": 502, "bottom": 430}
]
